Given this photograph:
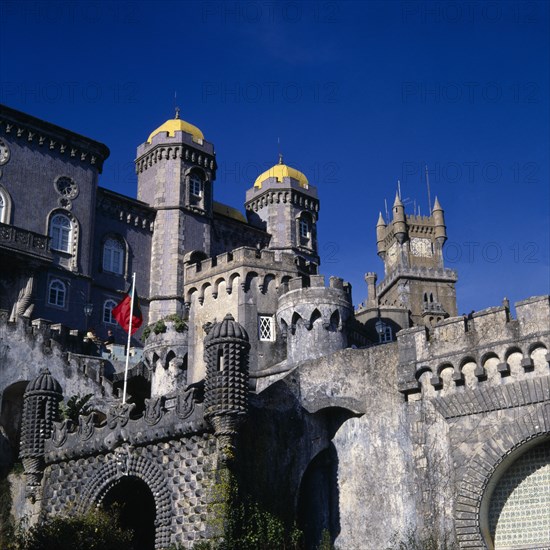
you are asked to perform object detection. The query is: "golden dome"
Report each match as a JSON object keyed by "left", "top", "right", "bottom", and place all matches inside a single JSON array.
[
  {"left": 213, "top": 201, "right": 247, "bottom": 223},
  {"left": 147, "top": 109, "right": 204, "bottom": 143},
  {"left": 253, "top": 156, "right": 309, "bottom": 189}
]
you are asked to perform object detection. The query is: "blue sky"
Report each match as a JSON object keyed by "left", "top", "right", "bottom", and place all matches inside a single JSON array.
[{"left": 1, "top": 0, "right": 548, "bottom": 313}]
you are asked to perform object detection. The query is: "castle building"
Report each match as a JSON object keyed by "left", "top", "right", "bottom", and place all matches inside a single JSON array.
[{"left": 0, "top": 103, "right": 549, "bottom": 550}]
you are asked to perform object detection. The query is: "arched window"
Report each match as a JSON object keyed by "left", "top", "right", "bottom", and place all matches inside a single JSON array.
[
  {"left": 0, "top": 186, "right": 11, "bottom": 224},
  {"left": 103, "top": 238, "right": 124, "bottom": 274},
  {"left": 190, "top": 174, "right": 202, "bottom": 196},
  {"left": 103, "top": 299, "right": 117, "bottom": 324},
  {"left": 49, "top": 214, "right": 72, "bottom": 252},
  {"left": 48, "top": 279, "right": 66, "bottom": 307}
]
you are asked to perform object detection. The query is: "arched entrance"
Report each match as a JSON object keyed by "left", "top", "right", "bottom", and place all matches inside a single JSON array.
[
  {"left": 488, "top": 440, "right": 550, "bottom": 549},
  {"left": 102, "top": 476, "right": 156, "bottom": 550},
  {"left": 297, "top": 443, "right": 340, "bottom": 550},
  {"left": 0, "top": 381, "right": 28, "bottom": 470}
]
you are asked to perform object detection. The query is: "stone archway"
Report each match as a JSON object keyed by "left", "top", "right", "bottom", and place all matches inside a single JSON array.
[
  {"left": 297, "top": 443, "right": 340, "bottom": 550},
  {"left": 77, "top": 452, "right": 172, "bottom": 549},
  {"left": 455, "top": 404, "right": 550, "bottom": 549},
  {"left": 102, "top": 476, "right": 156, "bottom": 550}
]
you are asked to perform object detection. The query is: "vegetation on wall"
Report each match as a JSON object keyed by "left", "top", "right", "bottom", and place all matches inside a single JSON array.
[
  {"left": 6, "top": 507, "right": 133, "bottom": 550},
  {"left": 142, "top": 314, "right": 188, "bottom": 341},
  {"left": 59, "top": 394, "right": 94, "bottom": 424},
  {"left": 196, "top": 466, "right": 303, "bottom": 550},
  {"left": 0, "top": 474, "right": 13, "bottom": 549}
]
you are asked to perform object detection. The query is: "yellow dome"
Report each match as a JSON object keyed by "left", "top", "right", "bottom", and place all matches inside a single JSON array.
[
  {"left": 213, "top": 201, "right": 247, "bottom": 223},
  {"left": 147, "top": 113, "right": 204, "bottom": 144},
  {"left": 253, "top": 158, "right": 309, "bottom": 189}
]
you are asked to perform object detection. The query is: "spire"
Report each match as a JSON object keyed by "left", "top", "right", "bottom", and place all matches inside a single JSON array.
[
  {"left": 432, "top": 196, "right": 443, "bottom": 212},
  {"left": 278, "top": 152, "right": 284, "bottom": 165},
  {"left": 377, "top": 211, "right": 386, "bottom": 227},
  {"left": 393, "top": 191, "right": 403, "bottom": 207},
  {"left": 175, "top": 106, "right": 180, "bottom": 120}
]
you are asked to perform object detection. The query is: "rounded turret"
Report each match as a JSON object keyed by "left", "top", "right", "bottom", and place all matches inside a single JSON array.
[
  {"left": 204, "top": 314, "right": 250, "bottom": 456},
  {"left": 276, "top": 275, "right": 353, "bottom": 364},
  {"left": 376, "top": 212, "right": 387, "bottom": 257},
  {"left": 392, "top": 192, "right": 407, "bottom": 244},
  {"left": 432, "top": 196, "right": 447, "bottom": 245}
]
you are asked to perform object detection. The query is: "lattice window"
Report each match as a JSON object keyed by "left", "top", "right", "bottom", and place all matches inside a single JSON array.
[
  {"left": 258, "top": 316, "right": 274, "bottom": 341},
  {"left": 489, "top": 442, "right": 550, "bottom": 549}
]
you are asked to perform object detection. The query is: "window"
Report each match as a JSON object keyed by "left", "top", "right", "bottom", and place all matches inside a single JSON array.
[
  {"left": 50, "top": 214, "right": 72, "bottom": 252},
  {"left": 380, "top": 325, "right": 393, "bottom": 343},
  {"left": 103, "top": 238, "right": 124, "bottom": 274},
  {"left": 259, "top": 316, "right": 274, "bottom": 341},
  {"left": 0, "top": 193, "right": 4, "bottom": 223},
  {"left": 55, "top": 176, "right": 78, "bottom": 199},
  {"left": 190, "top": 174, "right": 202, "bottom": 197},
  {"left": 299, "top": 218, "right": 309, "bottom": 239},
  {"left": 103, "top": 299, "right": 117, "bottom": 324},
  {"left": 48, "top": 279, "right": 66, "bottom": 308}
]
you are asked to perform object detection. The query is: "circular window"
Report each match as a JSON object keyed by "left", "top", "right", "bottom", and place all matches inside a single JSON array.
[
  {"left": 0, "top": 139, "right": 10, "bottom": 166},
  {"left": 55, "top": 176, "right": 79, "bottom": 199}
]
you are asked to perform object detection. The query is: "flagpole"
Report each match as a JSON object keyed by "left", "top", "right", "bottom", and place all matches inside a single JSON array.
[{"left": 122, "top": 272, "right": 136, "bottom": 404}]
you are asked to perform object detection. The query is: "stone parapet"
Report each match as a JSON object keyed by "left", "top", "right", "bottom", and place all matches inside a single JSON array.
[{"left": 397, "top": 295, "right": 550, "bottom": 395}]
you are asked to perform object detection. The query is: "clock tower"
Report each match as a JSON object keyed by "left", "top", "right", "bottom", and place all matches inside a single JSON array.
[{"left": 372, "top": 194, "right": 457, "bottom": 328}]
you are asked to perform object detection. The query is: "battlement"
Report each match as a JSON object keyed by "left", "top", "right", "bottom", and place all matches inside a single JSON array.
[
  {"left": 377, "top": 266, "right": 458, "bottom": 297},
  {"left": 0, "top": 312, "right": 116, "bottom": 396},
  {"left": 183, "top": 246, "right": 307, "bottom": 305},
  {"left": 397, "top": 295, "right": 550, "bottom": 396}
]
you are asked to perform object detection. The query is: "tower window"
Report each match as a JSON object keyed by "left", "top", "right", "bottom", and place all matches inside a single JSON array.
[
  {"left": 380, "top": 325, "right": 393, "bottom": 343},
  {"left": 299, "top": 218, "right": 309, "bottom": 239},
  {"left": 190, "top": 174, "right": 202, "bottom": 197},
  {"left": 258, "top": 316, "right": 274, "bottom": 341},
  {"left": 48, "top": 279, "right": 66, "bottom": 308},
  {"left": 103, "top": 299, "right": 117, "bottom": 324},
  {"left": 103, "top": 238, "right": 124, "bottom": 274},
  {"left": 49, "top": 214, "right": 72, "bottom": 252}
]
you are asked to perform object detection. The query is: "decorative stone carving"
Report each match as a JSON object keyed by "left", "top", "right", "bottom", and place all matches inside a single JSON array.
[
  {"left": 77, "top": 413, "right": 95, "bottom": 441},
  {"left": 51, "top": 419, "right": 71, "bottom": 448},
  {"left": 176, "top": 387, "right": 196, "bottom": 420},
  {"left": 144, "top": 396, "right": 165, "bottom": 425},
  {"left": 107, "top": 402, "right": 134, "bottom": 429}
]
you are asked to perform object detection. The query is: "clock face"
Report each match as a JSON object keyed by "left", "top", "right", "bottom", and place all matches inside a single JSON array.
[
  {"left": 0, "top": 139, "right": 10, "bottom": 165},
  {"left": 410, "top": 237, "right": 433, "bottom": 257}
]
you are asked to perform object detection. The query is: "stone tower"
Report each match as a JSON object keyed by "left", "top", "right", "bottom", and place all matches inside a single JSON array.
[
  {"left": 244, "top": 155, "right": 320, "bottom": 269},
  {"left": 375, "top": 194, "right": 457, "bottom": 326},
  {"left": 135, "top": 109, "right": 217, "bottom": 321}
]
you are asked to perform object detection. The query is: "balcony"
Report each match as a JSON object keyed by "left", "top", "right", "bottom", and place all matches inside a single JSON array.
[{"left": 0, "top": 222, "right": 53, "bottom": 261}]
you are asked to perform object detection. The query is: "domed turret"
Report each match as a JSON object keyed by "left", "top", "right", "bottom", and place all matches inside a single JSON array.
[
  {"left": 253, "top": 155, "right": 309, "bottom": 189},
  {"left": 20, "top": 368, "right": 63, "bottom": 489},
  {"left": 204, "top": 314, "right": 250, "bottom": 458},
  {"left": 147, "top": 108, "right": 204, "bottom": 144}
]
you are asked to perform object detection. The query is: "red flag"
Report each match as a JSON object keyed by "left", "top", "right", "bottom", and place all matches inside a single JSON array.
[{"left": 112, "top": 289, "right": 143, "bottom": 335}]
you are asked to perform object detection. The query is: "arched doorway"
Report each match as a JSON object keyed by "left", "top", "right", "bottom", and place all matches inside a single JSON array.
[
  {"left": 297, "top": 443, "right": 340, "bottom": 550},
  {"left": 102, "top": 476, "right": 156, "bottom": 550},
  {"left": 0, "top": 381, "right": 28, "bottom": 471},
  {"left": 487, "top": 440, "right": 550, "bottom": 549}
]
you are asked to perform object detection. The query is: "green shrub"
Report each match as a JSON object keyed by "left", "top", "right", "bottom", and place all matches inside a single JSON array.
[
  {"left": 59, "top": 394, "right": 94, "bottom": 423},
  {"left": 7, "top": 507, "right": 133, "bottom": 550}
]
